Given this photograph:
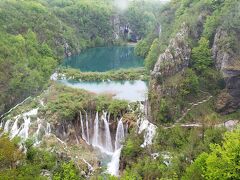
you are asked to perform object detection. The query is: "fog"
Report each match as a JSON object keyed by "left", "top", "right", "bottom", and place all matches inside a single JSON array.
[{"left": 114, "top": 0, "right": 170, "bottom": 11}]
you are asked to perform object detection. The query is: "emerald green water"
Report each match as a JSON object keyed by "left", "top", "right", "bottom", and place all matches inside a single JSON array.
[{"left": 62, "top": 46, "right": 144, "bottom": 72}]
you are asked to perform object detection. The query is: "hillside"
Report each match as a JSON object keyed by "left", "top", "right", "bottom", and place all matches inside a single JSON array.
[{"left": 0, "top": 0, "right": 159, "bottom": 116}]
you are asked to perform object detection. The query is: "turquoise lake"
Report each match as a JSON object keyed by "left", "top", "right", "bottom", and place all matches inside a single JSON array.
[
  {"left": 59, "top": 46, "right": 148, "bottom": 101},
  {"left": 62, "top": 46, "right": 144, "bottom": 72}
]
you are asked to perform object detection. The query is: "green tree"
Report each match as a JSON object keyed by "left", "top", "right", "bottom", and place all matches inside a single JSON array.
[
  {"left": 191, "top": 37, "right": 213, "bottom": 74},
  {"left": 0, "top": 135, "right": 24, "bottom": 169},
  {"left": 144, "top": 38, "right": 160, "bottom": 71},
  {"left": 183, "top": 128, "right": 240, "bottom": 180},
  {"left": 180, "top": 69, "right": 199, "bottom": 97}
]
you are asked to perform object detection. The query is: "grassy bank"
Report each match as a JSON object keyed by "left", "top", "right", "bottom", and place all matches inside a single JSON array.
[{"left": 57, "top": 67, "right": 149, "bottom": 81}]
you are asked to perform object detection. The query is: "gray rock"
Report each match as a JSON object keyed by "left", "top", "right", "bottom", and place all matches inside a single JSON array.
[
  {"left": 212, "top": 28, "right": 240, "bottom": 113},
  {"left": 151, "top": 23, "right": 191, "bottom": 80}
]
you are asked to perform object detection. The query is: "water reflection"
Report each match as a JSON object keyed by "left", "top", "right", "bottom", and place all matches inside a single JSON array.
[{"left": 62, "top": 46, "right": 144, "bottom": 72}]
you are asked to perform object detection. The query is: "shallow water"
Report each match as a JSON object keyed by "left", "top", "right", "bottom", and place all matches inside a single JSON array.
[{"left": 58, "top": 79, "right": 148, "bottom": 101}]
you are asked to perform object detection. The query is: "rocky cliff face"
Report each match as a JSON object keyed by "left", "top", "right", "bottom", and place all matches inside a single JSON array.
[
  {"left": 149, "top": 23, "right": 191, "bottom": 122},
  {"left": 213, "top": 28, "right": 240, "bottom": 113},
  {"left": 151, "top": 23, "right": 191, "bottom": 80}
]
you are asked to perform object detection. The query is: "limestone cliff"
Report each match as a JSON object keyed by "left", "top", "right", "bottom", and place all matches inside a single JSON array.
[
  {"left": 149, "top": 23, "right": 191, "bottom": 122},
  {"left": 213, "top": 28, "right": 240, "bottom": 113},
  {"left": 151, "top": 23, "right": 191, "bottom": 80}
]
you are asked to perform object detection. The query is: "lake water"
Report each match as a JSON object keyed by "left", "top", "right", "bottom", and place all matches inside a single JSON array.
[
  {"left": 58, "top": 79, "right": 148, "bottom": 102},
  {"left": 62, "top": 46, "right": 144, "bottom": 72},
  {"left": 59, "top": 46, "right": 147, "bottom": 101}
]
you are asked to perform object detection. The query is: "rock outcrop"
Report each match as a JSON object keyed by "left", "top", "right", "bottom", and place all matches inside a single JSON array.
[
  {"left": 151, "top": 23, "right": 191, "bottom": 80},
  {"left": 212, "top": 28, "right": 240, "bottom": 113},
  {"left": 149, "top": 23, "right": 191, "bottom": 122}
]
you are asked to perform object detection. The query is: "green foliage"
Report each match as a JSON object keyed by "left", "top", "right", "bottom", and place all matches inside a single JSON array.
[
  {"left": 182, "top": 153, "right": 207, "bottom": 180},
  {"left": 180, "top": 69, "right": 199, "bottom": 97},
  {"left": 120, "top": 1, "right": 160, "bottom": 38},
  {"left": 121, "top": 133, "right": 143, "bottom": 164},
  {"left": 191, "top": 37, "right": 213, "bottom": 74},
  {"left": 25, "top": 140, "right": 56, "bottom": 170},
  {"left": 153, "top": 126, "right": 227, "bottom": 178},
  {"left": 144, "top": 38, "right": 160, "bottom": 71},
  {"left": 203, "top": 0, "right": 240, "bottom": 40},
  {"left": 0, "top": 29, "right": 57, "bottom": 114},
  {"left": 53, "top": 161, "right": 80, "bottom": 180},
  {"left": 0, "top": 135, "right": 84, "bottom": 179},
  {"left": 134, "top": 34, "right": 156, "bottom": 58},
  {"left": 0, "top": 135, "right": 24, "bottom": 169},
  {"left": 134, "top": 40, "right": 150, "bottom": 57},
  {"left": 121, "top": 157, "right": 167, "bottom": 180},
  {"left": 44, "top": 84, "right": 129, "bottom": 121},
  {"left": 108, "top": 99, "right": 129, "bottom": 118},
  {"left": 157, "top": 98, "right": 172, "bottom": 123},
  {"left": 58, "top": 67, "right": 149, "bottom": 81},
  {"left": 183, "top": 128, "right": 240, "bottom": 179}
]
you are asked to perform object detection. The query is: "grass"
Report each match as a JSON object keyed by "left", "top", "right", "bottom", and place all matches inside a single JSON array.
[{"left": 57, "top": 67, "right": 149, "bottom": 81}]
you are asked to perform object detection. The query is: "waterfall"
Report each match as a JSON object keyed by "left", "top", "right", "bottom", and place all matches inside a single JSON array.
[
  {"left": 92, "top": 112, "right": 99, "bottom": 146},
  {"left": 137, "top": 102, "right": 157, "bottom": 147},
  {"left": 10, "top": 117, "right": 20, "bottom": 139},
  {"left": 140, "top": 121, "right": 156, "bottom": 148},
  {"left": 75, "top": 111, "right": 126, "bottom": 176},
  {"left": 34, "top": 123, "right": 42, "bottom": 146},
  {"left": 85, "top": 112, "right": 90, "bottom": 143},
  {"left": 80, "top": 111, "right": 87, "bottom": 142},
  {"left": 125, "top": 123, "right": 128, "bottom": 135},
  {"left": 102, "top": 112, "right": 113, "bottom": 152},
  {"left": 107, "top": 147, "right": 122, "bottom": 176},
  {"left": 114, "top": 118, "right": 124, "bottom": 151},
  {"left": 3, "top": 120, "right": 11, "bottom": 133},
  {"left": 36, "top": 123, "right": 41, "bottom": 138},
  {"left": 46, "top": 123, "right": 51, "bottom": 135},
  {"left": 18, "top": 116, "right": 31, "bottom": 140},
  {"left": 16, "top": 108, "right": 38, "bottom": 141},
  {"left": 106, "top": 118, "right": 125, "bottom": 176}
]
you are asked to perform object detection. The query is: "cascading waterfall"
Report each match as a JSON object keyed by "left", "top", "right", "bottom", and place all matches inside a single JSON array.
[
  {"left": 46, "top": 122, "right": 51, "bottom": 135},
  {"left": 16, "top": 108, "right": 38, "bottom": 140},
  {"left": 102, "top": 111, "right": 113, "bottom": 152},
  {"left": 85, "top": 112, "right": 90, "bottom": 143},
  {"left": 107, "top": 119, "right": 125, "bottom": 176},
  {"left": 3, "top": 120, "right": 11, "bottom": 133},
  {"left": 10, "top": 117, "right": 20, "bottom": 139},
  {"left": 107, "top": 147, "right": 122, "bottom": 176},
  {"left": 114, "top": 118, "right": 124, "bottom": 151},
  {"left": 78, "top": 111, "right": 126, "bottom": 176},
  {"left": 34, "top": 123, "right": 42, "bottom": 146},
  {"left": 92, "top": 111, "right": 99, "bottom": 147},
  {"left": 137, "top": 102, "right": 157, "bottom": 147},
  {"left": 1, "top": 108, "right": 51, "bottom": 145},
  {"left": 18, "top": 116, "right": 31, "bottom": 140},
  {"left": 80, "top": 111, "right": 87, "bottom": 142}
]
